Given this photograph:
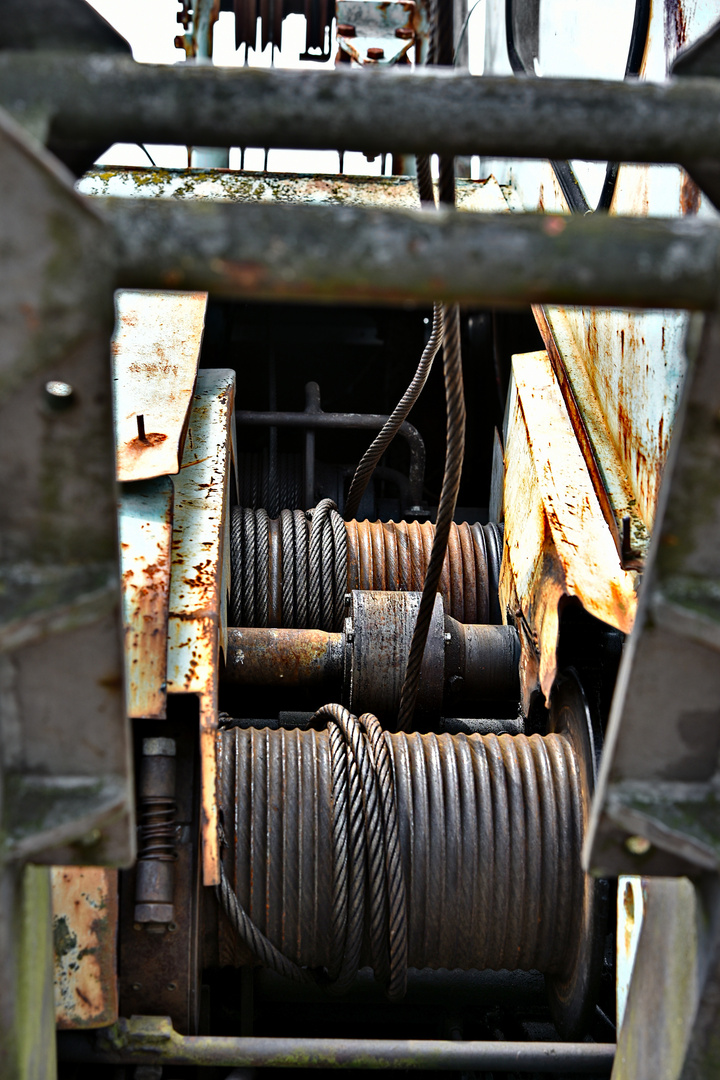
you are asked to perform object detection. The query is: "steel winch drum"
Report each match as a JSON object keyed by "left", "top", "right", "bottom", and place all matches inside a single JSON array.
[{"left": 216, "top": 670, "right": 604, "bottom": 1037}]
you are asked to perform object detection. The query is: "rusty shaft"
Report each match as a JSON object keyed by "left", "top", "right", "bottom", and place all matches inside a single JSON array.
[
  {"left": 5, "top": 53, "right": 720, "bottom": 164},
  {"left": 103, "top": 197, "right": 720, "bottom": 311},
  {"left": 230, "top": 510, "right": 503, "bottom": 632},
  {"left": 221, "top": 608, "right": 520, "bottom": 714}
]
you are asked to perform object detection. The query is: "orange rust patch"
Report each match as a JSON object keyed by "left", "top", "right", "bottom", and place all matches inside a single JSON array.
[{"left": 126, "top": 432, "right": 168, "bottom": 452}]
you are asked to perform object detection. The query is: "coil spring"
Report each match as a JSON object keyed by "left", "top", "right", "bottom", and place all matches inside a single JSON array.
[
  {"left": 137, "top": 795, "right": 177, "bottom": 863},
  {"left": 216, "top": 713, "right": 585, "bottom": 995},
  {"left": 230, "top": 507, "right": 503, "bottom": 630}
]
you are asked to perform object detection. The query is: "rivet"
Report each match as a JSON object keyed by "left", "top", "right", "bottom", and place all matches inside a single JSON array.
[
  {"left": 44, "top": 380, "right": 75, "bottom": 409},
  {"left": 625, "top": 834, "right": 652, "bottom": 856}
]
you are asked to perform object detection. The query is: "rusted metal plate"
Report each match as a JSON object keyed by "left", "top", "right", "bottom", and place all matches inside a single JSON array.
[
  {"left": 78, "top": 168, "right": 510, "bottom": 213},
  {"left": 166, "top": 369, "right": 236, "bottom": 885},
  {"left": 118, "top": 477, "right": 173, "bottom": 719},
  {"left": 337, "top": 1, "right": 416, "bottom": 66},
  {"left": 51, "top": 867, "right": 118, "bottom": 1029},
  {"left": 500, "top": 350, "right": 637, "bottom": 706},
  {"left": 585, "top": 312, "right": 720, "bottom": 880},
  {"left": 616, "top": 876, "right": 644, "bottom": 1032},
  {"left": 0, "top": 107, "right": 132, "bottom": 875},
  {"left": 113, "top": 290, "right": 206, "bottom": 483}
]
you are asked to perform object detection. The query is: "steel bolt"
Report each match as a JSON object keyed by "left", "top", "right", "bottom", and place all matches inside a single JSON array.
[
  {"left": 625, "top": 834, "right": 652, "bottom": 856},
  {"left": 395, "top": 26, "right": 414, "bottom": 39},
  {"left": 44, "top": 380, "right": 75, "bottom": 410},
  {"left": 78, "top": 828, "right": 102, "bottom": 848},
  {"left": 366, "top": 47, "right": 385, "bottom": 61},
  {"left": 337, "top": 23, "right": 356, "bottom": 37}
]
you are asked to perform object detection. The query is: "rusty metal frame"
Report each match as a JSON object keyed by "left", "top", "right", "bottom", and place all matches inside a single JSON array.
[{"left": 166, "top": 368, "right": 237, "bottom": 886}]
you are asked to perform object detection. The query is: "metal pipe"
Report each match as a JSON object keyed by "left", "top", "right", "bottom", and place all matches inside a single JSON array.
[
  {"left": 237, "top": 402, "right": 426, "bottom": 507},
  {"left": 5, "top": 51, "right": 720, "bottom": 164},
  {"left": 103, "top": 198, "right": 720, "bottom": 311},
  {"left": 58, "top": 1021, "right": 615, "bottom": 1071},
  {"left": 223, "top": 627, "right": 343, "bottom": 686}
]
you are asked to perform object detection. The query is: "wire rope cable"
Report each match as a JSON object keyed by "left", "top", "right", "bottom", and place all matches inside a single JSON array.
[{"left": 505, "top": 0, "right": 651, "bottom": 214}]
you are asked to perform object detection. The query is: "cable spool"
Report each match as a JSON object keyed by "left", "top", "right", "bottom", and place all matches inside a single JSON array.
[
  {"left": 230, "top": 506, "right": 503, "bottom": 629},
  {"left": 215, "top": 671, "right": 604, "bottom": 1037}
]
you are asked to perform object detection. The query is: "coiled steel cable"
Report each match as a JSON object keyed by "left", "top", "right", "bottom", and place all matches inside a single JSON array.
[
  {"left": 216, "top": 719, "right": 585, "bottom": 991},
  {"left": 343, "top": 23, "right": 445, "bottom": 526},
  {"left": 398, "top": 305, "right": 465, "bottom": 731},
  {"left": 230, "top": 511, "right": 502, "bottom": 627},
  {"left": 396, "top": 0, "right": 466, "bottom": 732},
  {"left": 231, "top": 502, "right": 346, "bottom": 631},
  {"left": 343, "top": 305, "right": 444, "bottom": 523}
]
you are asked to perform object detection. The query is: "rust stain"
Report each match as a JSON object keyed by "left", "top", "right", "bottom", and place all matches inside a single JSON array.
[
  {"left": 680, "top": 171, "right": 701, "bottom": 216},
  {"left": 52, "top": 868, "right": 119, "bottom": 1029},
  {"left": 126, "top": 431, "right": 168, "bottom": 452},
  {"left": 215, "top": 259, "right": 269, "bottom": 289}
]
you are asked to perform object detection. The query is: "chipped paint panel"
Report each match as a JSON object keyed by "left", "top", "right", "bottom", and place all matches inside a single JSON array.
[
  {"left": 539, "top": 304, "right": 687, "bottom": 543},
  {"left": 166, "top": 369, "right": 236, "bottom": 886},
  {"left": 513, "top": 350, "right": 638, "bottom": 634},
  {"left": 501, "top": 354, "right": 638, "bottom": 706},
  {"left": 118, "top": 476, "right": 173, "bottom": 718},
  {"left": 113, "top": 290, "right": 207, "bottom": 483},
  {"left": 617, "top": 876, "right": 645, "bottom": 1031},
  {"left": 51, "top": 867, "right": 118, "bottom": 1029},
  {"left": 500, "top": 371, "right": 565, "bottom": 708},
  {"left": 78, "top": 168, "right": 511, "bottom": 213}
]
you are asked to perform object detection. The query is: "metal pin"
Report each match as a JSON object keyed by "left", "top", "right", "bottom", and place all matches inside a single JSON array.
[{"left": 137, "top": 414, "right": 148, "bottom": 443}]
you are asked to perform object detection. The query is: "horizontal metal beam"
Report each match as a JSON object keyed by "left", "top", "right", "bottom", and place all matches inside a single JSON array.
[
  {"left": 102, "top": 197, "right": 720, "bottom": 310},
  {"left": 58, "top": 1018, "right": 616, "bottom": 1071},
  {"left": 2, "top": 52, "right": 720, "bottom": 163}
]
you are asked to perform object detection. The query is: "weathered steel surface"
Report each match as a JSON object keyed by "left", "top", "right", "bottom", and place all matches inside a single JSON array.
[
  {"left": 0, "top": 865, "right": 57, "bottom": 1080},
  {"left": 59, "top": 1014, "right": 616, "bottom": 1070},
  {"left": 113, "top": 290, "right": 206, "bottom": 483},
  {"left": 224, "top": 627, "right": 343, "bottom": 686},
  {"left": 79, "top": 168, "right": 510, "bottom": 212},
  {"left": 484, "top": 0, "right": 718, "bottom": 566},
  {"left": 337, "top": 1, "right": 416, "bottom": 66},
  {"left": 166, "top": 368, "right": 236, "bottom": 885},
  {"left": 616, "top": 876, "right": 644, "bottom": 1031},
  {"left": 3, "top": 52, "right": 720, "bottom": 162},
  {"left": 586, "top": 312, "right": 720, "bottom": 880},
  {"left": 118, "top": 478, "right": 173, "bottom": 718},
  {"left": 0, "top": 106, "right": 132, "bottom": 871},
  {"left": 501, "top": 351, "right": 637, "bottom": 707},
  {"left": 102, "top": 197, "right": 720, "bottom": 310},
  {"left": 51, "top": 867, "right": 118, "bottom": 1030},
  {"left": 609, "top": 876, "right": 720, "bottom": 1080}
]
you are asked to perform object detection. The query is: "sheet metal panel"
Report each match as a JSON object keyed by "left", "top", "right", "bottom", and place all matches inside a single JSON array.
[
  {"left": 113, "top": 290, "right": 206, "bottom": 483},
  {"left": 166, "top": 369, "right": 236, "bottom": 885}
]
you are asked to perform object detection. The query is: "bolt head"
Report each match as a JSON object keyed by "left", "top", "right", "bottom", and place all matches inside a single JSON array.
[
  {"left": 625, "top": 834, "right": 652, "bottom": 856},
  {"left": 44, "top": 380, "right": 75, "bottom": 410},
  {"left": 395, "top": 26, "right": 414, "bottom": 39},
  {"left": 337, "top": 23, "right": 356, "bottom": 37},
  {"left": 366, "top": 46, "right": 385, "bottom": 60}
]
